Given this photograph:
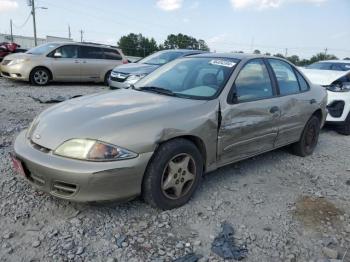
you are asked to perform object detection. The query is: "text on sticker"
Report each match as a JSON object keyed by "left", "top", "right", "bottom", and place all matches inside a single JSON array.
[{"left": 209, "top": 60, "right": 236, "bottom": 68}]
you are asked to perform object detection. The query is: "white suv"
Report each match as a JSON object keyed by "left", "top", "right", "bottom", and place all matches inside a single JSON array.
[{"left": 301, "top": 66, "right": 350, "bottom": 135}]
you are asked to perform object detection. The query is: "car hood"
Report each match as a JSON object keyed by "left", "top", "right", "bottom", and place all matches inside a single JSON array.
[
  {"left": 112, "top": 63, "right": 159, "bottom": 75},
  {"left": 30, "top": 89, "right": 209, "bottom": 152},
  {"left": 300, "top": 68, "right": 350, "bottom": 86}
]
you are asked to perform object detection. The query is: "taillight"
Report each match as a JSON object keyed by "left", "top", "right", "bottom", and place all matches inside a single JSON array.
[{"left": 123, "top": 60, "right": 128, "bottom": 64}]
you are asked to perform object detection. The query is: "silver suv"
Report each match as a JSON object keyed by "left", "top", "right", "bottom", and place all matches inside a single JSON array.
[{"left": 0, "top": 42, "right": 127, "bottom": 85}]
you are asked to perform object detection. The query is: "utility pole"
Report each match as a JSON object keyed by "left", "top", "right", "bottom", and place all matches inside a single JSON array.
[
  {"left": 80, "top": 30, "right": 84, "bottom": 42},
  {"left": 31, "top": 0, "right": 37, "bottom": 46},
  {"left": 324, "top": 48, "right": 328, "bottom": 56},
  {"left": 68, "top": 25, "right": 71, "bottom": 39},
  {"left": 10, "top": 19, "right": 13, "bottom": 42},
  {"left": 285, "top": 48, "right": 288, "bottom": 57}
]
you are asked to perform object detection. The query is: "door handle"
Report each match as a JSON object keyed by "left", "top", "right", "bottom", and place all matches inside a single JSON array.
[
  {"left": 82, "top": 60, "right": 87, "bottom": 64},
  {"left": 310, "top": 99, "right": 316, "bottom": 104},
  {"left": 269, "top": 106, "right": 280, "bottom": 114},
  {"left": 74, "top": 60, "right": 79, "bottom": 64}
]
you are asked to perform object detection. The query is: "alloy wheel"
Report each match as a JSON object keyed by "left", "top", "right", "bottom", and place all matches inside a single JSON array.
[{"left": 33, "top": 70, "right": 49, "bottom": 85}]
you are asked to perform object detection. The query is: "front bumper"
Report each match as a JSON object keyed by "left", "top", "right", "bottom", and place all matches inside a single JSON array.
[
  {"left": 13, "top": 131, "right": 153, "bottom": 202},
  {"left": 0, "top": 63, "right": 30, "bottom": 81},
  {"left": 326, "top": 90, "right": 350, "bottom": 123},
  {"left": 108, "top": 78, "right": 131, "bottom": 89}
]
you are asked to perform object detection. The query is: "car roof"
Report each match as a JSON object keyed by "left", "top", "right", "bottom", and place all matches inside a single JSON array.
[
  {"left": 48, "top": 42, "right": 120, "bottom": 50},
  {"left": 157, "top": 49, "right": 207, "bottom": 54},
  {"left": 188, "top": 52, "right": 275, "bottom": 60},
  {"left": 313, "top": 60, "right": 350, "bottom": 64}
]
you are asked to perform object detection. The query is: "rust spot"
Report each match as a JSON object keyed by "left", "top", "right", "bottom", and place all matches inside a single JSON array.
[{"left": 294, "top": 196, "right": 343, "bottom": 229}]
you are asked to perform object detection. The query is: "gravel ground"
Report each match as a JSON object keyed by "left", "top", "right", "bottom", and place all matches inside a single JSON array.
[{"left": 0, "top": 77, "right": 349, "bottom": 262}]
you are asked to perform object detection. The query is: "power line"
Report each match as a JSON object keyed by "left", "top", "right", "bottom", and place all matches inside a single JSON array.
[{"left": 12, "top": 12, "right": 32, "bottom": 29}]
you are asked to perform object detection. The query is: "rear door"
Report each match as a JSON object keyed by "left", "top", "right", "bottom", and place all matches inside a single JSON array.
[
  {"left": 79, "top": 46, "right": 105, "bottom": 81},
  {"left": 266, "top": 58, "right": 313, "bottom": 147},
  {"left": 218, "top": 59, "right": 280, "bottom": 165},
  {"left": 49, "top": 45, "right": 81, "bottom": 81}
]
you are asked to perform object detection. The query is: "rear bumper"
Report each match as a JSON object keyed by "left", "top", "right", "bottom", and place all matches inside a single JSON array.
[
  {"left": 0, "top": 63, "right": 30, "bottom": 81},
  {"left": 326, "top": 90, "right": 350, "bottom": 122},
  {"left": 13, "top": 131, "right": 153, "bottom": 202}
]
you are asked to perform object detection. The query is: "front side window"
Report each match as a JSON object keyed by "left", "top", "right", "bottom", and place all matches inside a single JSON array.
[
  {"left": 135, "top": 57, "right": 238, "bottom": 99},
  {"left": 27, "top": 43, "right": 61, "bottom": 55},
  {"left": 53, "top": 45, "right": 78, "bottom": 58},
  {"left": 139, "top": 51, "right": 183, "bottom": 66},
  {"left": 79, "top": 46, "right": 104, "bottom": 59},
  {"left": 234, "top": 59, "right": 273, "bottom": 102},
  {"left": 103, "top": 48, "right": 122, "bottom": 60},
  {"left": 268, "top": 59, "right": 300, "bottom": 95}
]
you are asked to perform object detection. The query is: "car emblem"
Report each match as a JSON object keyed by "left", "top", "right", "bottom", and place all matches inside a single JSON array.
[{"left": 34, "top": 134, "right": 41, "bottom": 139}]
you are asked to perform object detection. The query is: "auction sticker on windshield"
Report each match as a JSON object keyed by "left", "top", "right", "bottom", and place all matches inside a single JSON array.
[{"left": 209, "top": 59, "right": 236, "bottom": 68}]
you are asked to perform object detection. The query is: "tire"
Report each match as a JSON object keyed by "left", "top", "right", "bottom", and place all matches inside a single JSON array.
[
  {"left": 30, "top": 67, "right": 50, "bottom": 86},
  {"left": 291, "top": 115, "right": 321, "bottom": 157},
  {"left": 104, "top": 70, "right": 111, "bottom": 86},
  {"left": 337, "top": 113, "right": 350, "bottom": 135},
  {"left": 142, "top": 139, "right": 203, "bottom": 210}
]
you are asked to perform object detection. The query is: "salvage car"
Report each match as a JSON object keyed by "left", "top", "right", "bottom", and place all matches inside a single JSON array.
[
  {"left": 0, "top": 42, "right": 127, "bottom": 85},
  {"left": 12, "top": 54, "right": 327, "bottom": 209},
  {"left": 109, "top": 49, "right": 206, "bottom": 89},
  {"left": 301, "top": 67, "right": 350, "bottom": 134}
]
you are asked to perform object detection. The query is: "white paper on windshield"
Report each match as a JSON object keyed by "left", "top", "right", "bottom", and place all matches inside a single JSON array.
[{"left": 209, "top": 59, "right": 236, "bottom": 68}]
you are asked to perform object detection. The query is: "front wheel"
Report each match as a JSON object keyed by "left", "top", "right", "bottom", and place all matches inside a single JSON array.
[
  {"left": 142, "top": 139, "right": 203, "bottom": 210},
  {"left": 291, "top": 115, "right": 320, "bottom": 157},
  {"left": 30, "top": 68, "right": 50, "bottom": 86},
  {"left": 104, "top": 71, "right": 111, "bottom": 86},
  {"left": 337, "top": 113, "right": 350, "bottom": 135}
]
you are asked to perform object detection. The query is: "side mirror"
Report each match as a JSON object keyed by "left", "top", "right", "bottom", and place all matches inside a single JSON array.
[{"left": 53, "top": 52, "right": 62, "bottom": 58}]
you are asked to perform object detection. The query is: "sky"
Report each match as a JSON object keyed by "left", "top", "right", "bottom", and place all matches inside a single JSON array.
[{"left": 0, "top": 0, "right": 349, "bottom": 59}]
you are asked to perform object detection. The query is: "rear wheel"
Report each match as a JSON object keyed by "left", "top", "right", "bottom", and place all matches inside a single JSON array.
[
  {"left": 30, "top": 67, "right": 50, "bottom": 86},
  {"left": 291, "top": 115, "right": 320, "bottom": 157},
  {"left": 337, "top": 113, "right": 350, "bottom": 135},
  {"left": 142, "top": 139, "right": 203, "bottom": 210}
]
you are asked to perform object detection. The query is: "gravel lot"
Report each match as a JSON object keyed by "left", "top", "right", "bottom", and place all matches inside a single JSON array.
[{"left": 0, "top": 77, "right": 349, "bottom": 262}]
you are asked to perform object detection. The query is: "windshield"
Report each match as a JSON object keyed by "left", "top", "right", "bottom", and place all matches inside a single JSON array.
[
  {"left": 139, "top": 51, "right": 184, "bottom": 65},
  {"left": 26, "top": 43, "right": 61, "bottom": 55},
  {"left": 135, "top": 57, "right": 239, "bottom": 100},
  {"left": 307, "top": 62, "right": 332, "bottom": 70}
]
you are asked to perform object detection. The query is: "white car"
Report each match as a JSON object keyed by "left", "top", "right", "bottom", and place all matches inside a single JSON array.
[{"left": 301, "top": 67, "right": 350, "bottom": 135}]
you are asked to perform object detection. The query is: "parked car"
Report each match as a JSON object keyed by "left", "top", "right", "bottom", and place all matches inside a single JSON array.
[
  {"left": 306, "top": 60, "right": 350, "bottom": 71},
  {"left": 0, "top": 42, "right": 128, "bottom": 85},
  {"left": 0, "top": 42, "right": 26, "bottom": 62},
  {"left": 109, "top": 49, "right": 206, "bottom": 89},
  {"left": 301, "top": 68, "right": 350, "bottom": 134},
  {"left": 12, "top": 54, "right": 327, "bottom": 209}
]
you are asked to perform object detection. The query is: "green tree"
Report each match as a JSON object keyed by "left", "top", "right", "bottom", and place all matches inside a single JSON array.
[
  {"left": 274, "top": 53, "right": 285, "bottom": 58},
  {"left": 253, "top": 49, "right": 261, "bottom": 54},
  {"left": 286, "top": 55, "right": 300, "bottom": 65},
  {"left": 163, "top": 34, "right": 209, "bottom": 51},
  {"left": 309, "top": 52, "right": 338, "bottom": 64},
  {"left": 118, "top": 33, "right": 159, "bottom": 57}
]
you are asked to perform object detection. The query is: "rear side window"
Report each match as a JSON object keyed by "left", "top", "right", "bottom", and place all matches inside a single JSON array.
[
  {"left": 295, "top": 71, "right": 309, "bottom": 91},
  {"left": 103, "top": 48, "right": 122, "bottom": 60},
  {"left": 234, "top": 59, "right": 273, "bottom": 102},
  {"left": 80, "top": 46, "right": 104, "bottom": 59},
  {"left": 268, "top": 59, "right": 300, "bottom": 95}
]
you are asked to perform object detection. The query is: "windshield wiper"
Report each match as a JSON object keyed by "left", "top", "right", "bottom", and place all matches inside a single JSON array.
[{"left": 138, "top": 86, "right": 177, "bottom": 97}]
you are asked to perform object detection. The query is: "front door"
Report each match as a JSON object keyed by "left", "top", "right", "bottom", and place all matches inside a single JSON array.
[
  {"left": 218, "top": 59, "right": 280, "bottom": 165},
  {"left": 50, "top": 45, "right": 81, "bottom": 81}
]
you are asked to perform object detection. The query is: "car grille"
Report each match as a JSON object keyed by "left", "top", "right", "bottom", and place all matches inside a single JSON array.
[
  {"left": 110, "top": 71, "right": 129, "bottom": 82},
  {"left": 327, "top": 101, "right": 345, "bottom": 118},
  {"left": 2, "top": 60, "right": 11, "bottom": 66}
]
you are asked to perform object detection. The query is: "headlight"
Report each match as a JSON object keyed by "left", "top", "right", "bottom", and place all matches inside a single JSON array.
[
  {"left": 326, "top": 83, "right": 350, "bottom": 92},
  {"left": 125, "top": 74, "right": 147, "bottom": 85},
  {"left": 8, "top": 59, "right": 28, "bottom": 66},
  {"left": 54, "top": 139, "right": 138, "bottom": 161}
]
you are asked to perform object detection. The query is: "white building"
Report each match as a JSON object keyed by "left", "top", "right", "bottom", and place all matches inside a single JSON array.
[{"left": 0, "top": 33, "right": 72, "bottom": 49}]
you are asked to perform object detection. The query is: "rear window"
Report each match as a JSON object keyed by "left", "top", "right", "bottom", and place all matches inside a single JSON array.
[
  {"left": 103, "top": 48, "right": 122, "bottom": 60},
  {"left": 79, "top": 46, "right": 104, "bottom": 59}
]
